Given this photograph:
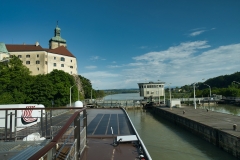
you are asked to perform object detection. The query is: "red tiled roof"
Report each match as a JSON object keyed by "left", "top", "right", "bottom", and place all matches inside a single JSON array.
[
  {"left": 47, "top": 46, "right": 75, "bottom": 58},
  {"left": 6, "top": 44, "right": 44, "bottom": 51},
  {"left": 6, "top": 44, "right": 75, "bottom": 58}
]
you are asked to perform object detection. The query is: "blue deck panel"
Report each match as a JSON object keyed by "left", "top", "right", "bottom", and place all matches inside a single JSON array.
[
  {"left": 94, "top": 114, "right": 110, "bottom": 135},
  {"left": 87, "top": 114, "right": 103, "bottom": 135},
  {"left": 107, "top": 114, "right": 118, "bottom": 135},
  {"left": 118, "top": 114, "right": 132, "bottom": 135}
]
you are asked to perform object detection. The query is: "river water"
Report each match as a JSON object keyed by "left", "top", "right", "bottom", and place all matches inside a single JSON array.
[{"left": 104, "top": 93, "right": 239, "bottom": 160}]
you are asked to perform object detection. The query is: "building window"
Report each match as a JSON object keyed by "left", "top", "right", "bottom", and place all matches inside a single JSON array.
[
  {"left": 61, "top": 64, "right": 64, "bottom": 67},
  {"left": 53, "top": 63, "right": 57, "bottom": 67},
  {"left": 71, "top": 71, "right": 72, "bottom": 74},
  {"left": 26, "top": 55, "right": 30, "bottom": 58},
  {"left": 45, "top": 61, "right": 47, "bottom": 65},
  {"left": 26, "top": 61, "right": 30, "bottom": 64},
  {"left": 70, "top": 66, "right": 73, "bottom": 68},
  {"left": 18, "top": 55, "right": 22, "bottom": 58},
  {"left": 70, "top": 60, "right": 72, "bottom": 62},
  {"left": 37, "top": 54, "right": 39, "bottom": 58},
  {"left": 61, "top": 57, "right": 65, "bottom": 61},
  {"left": 36, "top": 60, "right": 40, "bottom": 64},
  {"left": 54, "top": 57, "right": 56, "bottom": 60},
  {"left": 37, "top": 67, "right": 39, "bottom": 71}
]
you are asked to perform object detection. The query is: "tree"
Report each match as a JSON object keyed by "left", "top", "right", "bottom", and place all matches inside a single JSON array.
[
  {"left": 79, "top": 75, "right": 92, "bottom": 99},
  {"left": 0, "top": 56, "right": 32, "bottom": 104},
  {"left": 48, "top": 70, "right": 77, "bottom": 107}
]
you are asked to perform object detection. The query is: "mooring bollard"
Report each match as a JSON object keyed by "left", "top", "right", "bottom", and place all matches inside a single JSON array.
[{"left": 233, "top": 124, "right": 237, "bottom": 131}]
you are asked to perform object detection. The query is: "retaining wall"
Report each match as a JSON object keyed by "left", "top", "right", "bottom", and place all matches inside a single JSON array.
[{"left": 152, "top": 107, "right": 240, "bottom": 159}]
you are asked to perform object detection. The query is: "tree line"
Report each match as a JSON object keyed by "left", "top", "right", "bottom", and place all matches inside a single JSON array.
[
  {"left": 179, "top": 72, "right": 240, "bottom": 98},
  {"left": 0, "top": 56, "right": 104, "bottom": 107}
]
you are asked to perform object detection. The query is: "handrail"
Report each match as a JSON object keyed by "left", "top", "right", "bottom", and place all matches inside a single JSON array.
[
  {"left": 121, "top": 107, "right": 152, "bottom": 160},
  {"left": 28, "top": 108, "right": 86, "bottom": 160},
  {"left": 0, "top": 107, "right": 83, "bottom": 110}
]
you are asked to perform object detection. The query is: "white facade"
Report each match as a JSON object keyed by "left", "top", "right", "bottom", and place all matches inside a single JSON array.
[
  {"left": 6, "top": 25, "right": 78, "bottom": 75},
  {"left": 138, "top": 82, "right": 165, "bottom": 102},
  {"left": 166, "top": 99, "right": 181, "bottom": 108},
  {"left": 47, "top": 52, "right": 77, "bottom": 75},
  {"left": 10, "top": 50, "right": 47, "bottom": 75},
  {"left": 9, "top": 50, "right": 77, "bottom": 75},
  {"left": 0, "top": 43, "right": 10, "bottom": 62},
  {"left": 0, "top": 53, "right": 9, "bottom": 61}
]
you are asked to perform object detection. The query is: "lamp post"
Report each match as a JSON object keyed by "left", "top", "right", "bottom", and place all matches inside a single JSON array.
[
  {"left": 91, "top": 89, "right": 92, "bottom": 103},
  {"left": 204, "top": 84, "right": 211, "bottom": 98},
  {"left": 158, "top": 80, "right": 160, "bottom": 105},
  {"left": 163, "top": 84, "right": 165, "bottom": 104},
  {"left": 70, "top": 83, "right": 77, "bottom": 107},
  {"left": 169, "top": 83, "right": 172, "bottom": 109},
  {"left": 193, "top": 83, "right": 196, "bottom": 109},
  {"left": 145, "top": 79, "right": 148, "bottom": 102}
]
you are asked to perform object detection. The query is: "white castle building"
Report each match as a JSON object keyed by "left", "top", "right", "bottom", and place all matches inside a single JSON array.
[{"left": 0, "top": 25, "right": 77, "bottom": 75}]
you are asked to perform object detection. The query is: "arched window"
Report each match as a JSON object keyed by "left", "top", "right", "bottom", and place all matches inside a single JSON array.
[
  {"left": 61, "top": 57, "right": 65, "bottom": 61},
  {"left": 26, "top": 55, "right": 30, "bottom": 58}
]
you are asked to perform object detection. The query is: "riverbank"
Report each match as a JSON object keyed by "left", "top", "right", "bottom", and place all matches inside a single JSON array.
[{"left": 151, "top": 106, "right": 240, "bottom": 159}]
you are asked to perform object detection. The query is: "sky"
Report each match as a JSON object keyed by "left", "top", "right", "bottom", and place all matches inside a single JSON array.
[{"left": 1, "top": 0, "right": 240, "bottom": 89}]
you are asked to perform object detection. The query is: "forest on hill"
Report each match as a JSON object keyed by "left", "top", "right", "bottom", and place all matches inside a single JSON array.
[
  {"left": 0, "top": 56, "right": 104, "bottom": 107},
  {"left": 0, "top": 56, "right": 239, "bottom": 107},
  {"left": 180, "top": 72, "right": 240, "bottom": 97}
]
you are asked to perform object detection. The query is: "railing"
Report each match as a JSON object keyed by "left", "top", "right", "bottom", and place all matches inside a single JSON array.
[
  {"left": 28, "top": 108, "right": 87, "bottom": 160},
  {"left": 121, "top": 107, "right": 152, "bottom": 160},
  {"left": 86, "top": 100, "right": 143, "bottom": 108},
  {"left": 0, "top": 107, "right": 86, "bottom": 160},
  {"left": 0, "top": 107, "right": 76, "bottom": 141}
]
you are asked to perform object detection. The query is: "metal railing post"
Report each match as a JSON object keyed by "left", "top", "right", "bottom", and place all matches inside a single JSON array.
[
  {"left": 74, "top": 112, "right": 80, "bottom": 158},
  {"left": 41, "top": 110, "right": 43, "bottom": 137},
  {"left": 15, "top": 110, "right": 17, "bottom": 141},
  {"left": 5, "top": 110, "right": 8, "bottom": 141},
  {"left": 10, "top": 112, "right": 12, "bottom": 140},
  {"left": 50, "top": 110, "right": 53, "bottom": 128},
  {"left": 83, "top": 109, "right": 87, "bottom": 137},
  {"left": 45, "top": 111, "right": 48, "bottom": 137}
]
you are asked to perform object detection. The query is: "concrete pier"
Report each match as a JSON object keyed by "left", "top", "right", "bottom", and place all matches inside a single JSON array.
[{"left": 151, "top": 106, "right": 240, "bottom": 159}]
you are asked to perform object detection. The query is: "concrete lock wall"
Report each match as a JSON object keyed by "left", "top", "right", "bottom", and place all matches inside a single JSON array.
[{"left": 152, "top": 108, "right": 240, "bottom": 159}]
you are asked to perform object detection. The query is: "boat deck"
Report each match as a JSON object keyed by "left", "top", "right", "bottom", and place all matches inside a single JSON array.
[{"left": 80, "top": 109, "right": 141, "bottom": 160}]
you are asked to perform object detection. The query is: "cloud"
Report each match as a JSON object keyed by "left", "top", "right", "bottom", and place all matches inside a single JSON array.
[
  {"left": 139, "top": 46, "right": 148, "bottom": 49},
  {"left": 90, "top": 56, "right": 99, "bottom": 60},
  {"left": 90, "top": 56, "right": 106, "bottom": 61},
  {"left": 133, "top": 41, "right": 210, "bottom": 61},
  {"left": 189, "top": 30, "right": 206, "bottom": 37},
  {"left": 122, "top": 41, "right": 240, "bottom": 87},
  {"left": 107, "top": 65, "right": 124, "bottom": 68},
  {"left": 79, "top": 71, "right": 121, "bottom": 89},
  {"left": 85, "top": 65, "right": 97, "bottom": 69},
  {"left": 188, "top": 27, "right": 216, "bottom": 37},
  {"left": 81, "top": 41, "right": 240, "bottom": 89},
  {"left": 80, "top": 71, "right": 120, "bottom": 79}
]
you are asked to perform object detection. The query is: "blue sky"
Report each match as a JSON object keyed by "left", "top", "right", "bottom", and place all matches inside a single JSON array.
[{"left": 1, "top": 0, "right": 240, "bottom": 89}]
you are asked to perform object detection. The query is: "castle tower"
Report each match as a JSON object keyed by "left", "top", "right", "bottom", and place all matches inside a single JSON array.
[{"left": 49, "top": 23, "right": 67, "bottom": 49}]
